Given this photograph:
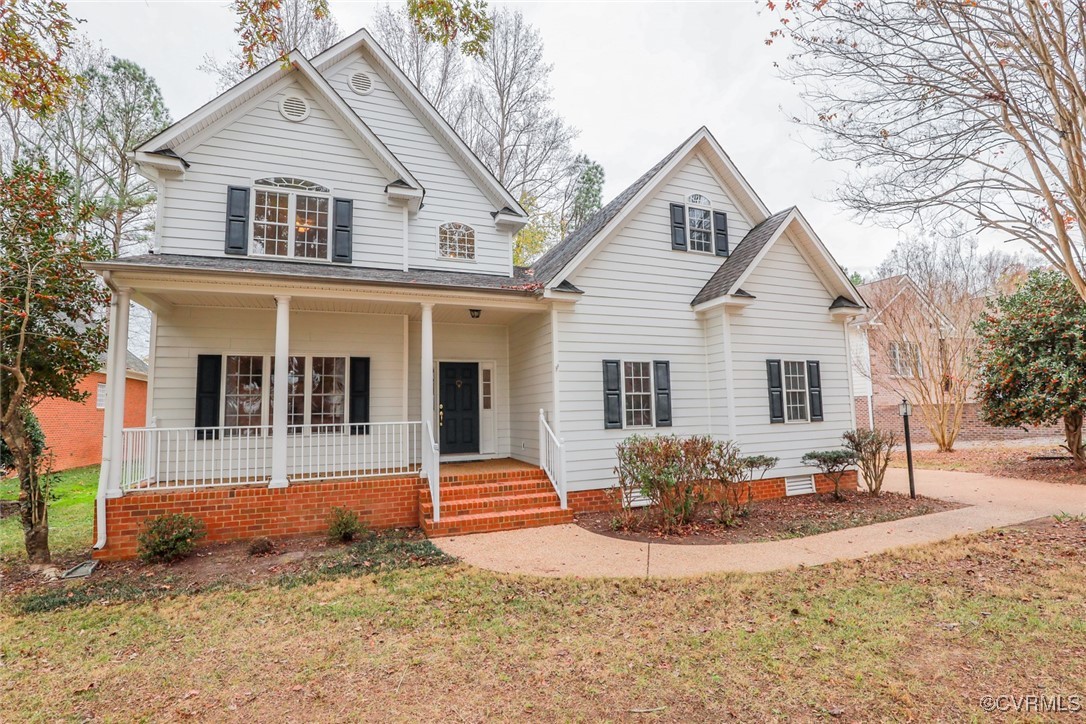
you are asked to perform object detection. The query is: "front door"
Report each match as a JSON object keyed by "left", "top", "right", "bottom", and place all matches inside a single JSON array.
[{"left": 439, "top": 362, "right": 480, "bottom": 455}]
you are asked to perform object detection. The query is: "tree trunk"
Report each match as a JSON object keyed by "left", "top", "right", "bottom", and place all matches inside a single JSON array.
[
  {"left": 1064, "top": 411, "right": 1086, "bottom": 470},
  {"left": 1, "top": 413, "right": 51, "bottom": 563}
]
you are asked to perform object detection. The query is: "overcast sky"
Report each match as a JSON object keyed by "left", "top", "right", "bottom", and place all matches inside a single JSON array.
[{"left": 65, "top": 0, "right": 1023, "bottom": 276}]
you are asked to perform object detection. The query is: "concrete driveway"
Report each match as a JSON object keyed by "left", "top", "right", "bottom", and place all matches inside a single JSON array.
[{"left": 434, "top": 468, "right": 1086, "bottom": 578}]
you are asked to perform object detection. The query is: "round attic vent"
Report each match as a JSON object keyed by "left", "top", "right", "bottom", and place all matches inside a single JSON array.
[
  {"left": 278, "top": 95, "right": 310, "bottom": 122},
  {"left": 349, "top": 71, "right": 374, "bottom": 96}
]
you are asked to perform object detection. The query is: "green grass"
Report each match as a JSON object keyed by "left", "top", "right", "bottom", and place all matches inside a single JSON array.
[{"left": 0, "top": 465, "right": 97, "bottom": 562}]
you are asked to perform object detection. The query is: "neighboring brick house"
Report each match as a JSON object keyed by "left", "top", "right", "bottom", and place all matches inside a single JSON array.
[
  {"left": 852, "top": 276, "right": 1059, "bottom": 444},
  {"left": 33, "top": 351, "right": 148, "bottom": 470}
]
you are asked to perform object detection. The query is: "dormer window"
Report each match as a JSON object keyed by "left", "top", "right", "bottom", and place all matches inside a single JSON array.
[
  {"left": 252, "top": 178, "right": 331, "bottom": 259},
  {"left": 686, "top": 193, "right": 713, "bottom": 254},
  {"left": 438, "top": 222, "right": 475, "bottom": 260}
]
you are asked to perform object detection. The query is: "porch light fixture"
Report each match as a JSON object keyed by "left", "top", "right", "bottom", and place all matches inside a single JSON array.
[
  {"left": 469, "top": 309, "right": 482, "bottom": 319},
  {"left": 899, "top": 398, "right": 916, "bottom": 499}
]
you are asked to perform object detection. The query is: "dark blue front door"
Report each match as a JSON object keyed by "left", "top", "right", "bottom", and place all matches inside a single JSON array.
[{"left": 439, "top": 362, "right": 479, "bottom": 455}]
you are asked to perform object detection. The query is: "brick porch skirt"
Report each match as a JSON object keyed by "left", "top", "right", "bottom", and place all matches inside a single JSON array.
[
  {"left": 95, "top": 470, "right": 859, "bottom": 561},
  {"left": 94, "top": 475, "right": 422, "bottom": 562}
]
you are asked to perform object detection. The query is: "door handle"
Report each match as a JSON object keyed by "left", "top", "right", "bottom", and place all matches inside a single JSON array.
[{"left": 439, "top": 403, "right": 444, "bottom": 427}]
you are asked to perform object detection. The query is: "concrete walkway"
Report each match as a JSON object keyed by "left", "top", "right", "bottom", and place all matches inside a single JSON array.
[{"left": 435, "top": 468, "right": 1086, "bottom": 578}]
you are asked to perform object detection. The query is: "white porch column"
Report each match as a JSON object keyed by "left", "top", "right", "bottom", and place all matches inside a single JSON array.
[
  {"left": 106, "top": 289, "right": 131, "bottom": 497},
  {"left": 270, "top": 295, "right": 291, "bottom": 488},
  {"left": 420, "top": 303, "right": 434, "bottom": 428},
  {"left": 97, "top": 293, "right": 120, "bottom": 500}
]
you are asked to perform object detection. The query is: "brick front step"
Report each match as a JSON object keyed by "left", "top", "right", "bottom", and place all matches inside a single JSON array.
[
  {"left": 421, "top": 491, "right": 560, "bottom": 518},
  {"left": 438, "top": 468, "right": 550, "bottom": 486},
  {"left": 422, "top": 505, "right": 574, "bottom": 537},
  {"left": 421, "top": 478, "right": 554, "bottom": 503}
]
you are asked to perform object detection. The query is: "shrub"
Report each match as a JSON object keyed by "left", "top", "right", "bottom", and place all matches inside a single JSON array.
[
  {"left": 703, "top": 442, "right": 779, "bottom": 525},
  {"left": 614, "top": 434, "right": 712, "bottom": 533},
  {"left": 842, "top": 428, "right": 896, "bottom": 496},
  {"left": 328, "top": 506, "right": 366, "bottom": 543},
  {"left": 137, "top": 513, "right": 206, "bottom": 563},
  {"left": 801, "top": 449, "right": 856, "bottom": 500},
  {"left": 248, "top": 536, "right": 275, "bottom": 556}
]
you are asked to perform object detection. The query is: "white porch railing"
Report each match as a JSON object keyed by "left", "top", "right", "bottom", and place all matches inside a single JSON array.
[
  {"left": 118, "top": 421, "right": 423, "bottom": 492},
  {"left": 539, "top": 409, "right": 567, "bottom": 509},
  {"left": 421, "top": 419, "right": 441, "bottom": 522}
]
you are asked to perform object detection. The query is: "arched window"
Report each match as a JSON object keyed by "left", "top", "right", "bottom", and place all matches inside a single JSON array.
[
  {"left": 686, "top": 193, "right": 713, "bottom": 253},
  {"left": 438, "top": 222, "right": 476, "bottom": 260},
  {"left": 251, "top": 178, "right": 330, "bottom": 259}
]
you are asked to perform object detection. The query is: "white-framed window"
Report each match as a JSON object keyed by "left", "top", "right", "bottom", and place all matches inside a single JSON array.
[
  {"left": 96, "top": 382, "right": 107, "bottom": 410},
  {"left": 438, "top": 222, "right": 476, "bottom": 260},
  {"left": 251, "top": 178, "right": 330, "bottom": 260},
  {"left": 623, "top": 361, "right": 654, "bottom": 428},
  {"left": 223, "top": 355, "right": 348, "bottom": 434},
  {"left": 686, "top": 193, "right": 713, "bottom": 254},
  {"left": 888, "top": 341, "right": 921, "bottom": 377},
  {"left": 481, "top": 367, "right": 493, "bottom": 410},
  {"left": 783, "top": 360, "right": 809, "bottom": 423}
]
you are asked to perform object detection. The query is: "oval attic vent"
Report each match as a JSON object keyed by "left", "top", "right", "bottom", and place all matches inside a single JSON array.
[
  {"left": 279, "top": 95, "right": 310, "bottom": 122},
  {"left": 349, "top": 71, "right": 373, "bottom": 95}
]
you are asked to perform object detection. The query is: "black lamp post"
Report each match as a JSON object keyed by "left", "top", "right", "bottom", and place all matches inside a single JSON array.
[{"left": 899, "top": 398, "right": 916, "bottom": 499}]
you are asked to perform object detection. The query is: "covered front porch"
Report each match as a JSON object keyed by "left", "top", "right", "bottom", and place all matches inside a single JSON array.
[{"left": 92, "top": 261, "right": 568, "bottom": 536}]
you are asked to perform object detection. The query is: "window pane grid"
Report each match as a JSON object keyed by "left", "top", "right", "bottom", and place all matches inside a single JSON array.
[
  {"left": 783, "top": 360, "right": 808, "bottom": 422},
  {"left": 482, "top": 368, "right": 492, "bottom": 410},
  {"left": 623, "top": 361, "right": 653, "bottom": 427},
  {"left": 688, "top": 207, "right": 712, "bottom": 253},
  {"left": 225, "top": 355, "right": 263, "bottom": 434},
  {"left": 311, "top": 357, "right": 345, "bottom": 430},
  {"left": 252, "top": 190, "right": 290, "bottom": 256},
  {"left": 294, "top": 195, "right": 328, "bottom": 259},
  {"left": 270, "top": 355, "right": 305, "bottom": 431},
  {"left": 438, "top": 222, "right": 476, "bottom": 259}
]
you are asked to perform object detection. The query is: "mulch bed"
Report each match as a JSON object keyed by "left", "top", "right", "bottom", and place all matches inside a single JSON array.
[
  {"left": 575, "top": 490, "right": 963, "bottom": 545},
  {"left": 894, "top": 444, "right": 1086, "bottom": 486}
]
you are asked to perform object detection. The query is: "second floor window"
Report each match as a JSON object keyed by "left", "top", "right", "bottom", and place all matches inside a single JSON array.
[
  {"left": 686, "top": 194, "right": 713, "bottom": 253},
  {"left": 438, "top": 222, "right": 475, "bottom": 260},
  {"left": 252, "top": 178, "right": 330, "bottom": 260},
  {"left": 889, "top": 341, "right": 921, "bottom": 377}
]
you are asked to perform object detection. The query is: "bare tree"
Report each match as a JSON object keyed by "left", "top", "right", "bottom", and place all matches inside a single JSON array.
[
  {"left": 771, "top": 0, "right": 1086, "bottom": 302},
  {"left": 862, "top": 234, "right": 1026, "bottom": 450},
  {"left": 200, "top": 0, "right": 342, "bottom": 90},
  {"left": 371, "top": 4, "right": 467, "bottom": 123}
]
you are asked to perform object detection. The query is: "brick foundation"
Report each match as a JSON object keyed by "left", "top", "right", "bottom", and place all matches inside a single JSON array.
[
  {"left": 95, "top": 475, "right": 422, "bottom": 561},
  {"left": 855, "top": 397, "right": 1061, "bottom": 445}
]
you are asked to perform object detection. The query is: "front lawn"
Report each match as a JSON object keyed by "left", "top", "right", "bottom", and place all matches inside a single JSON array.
[
  {"left": 2, "top": 518, "right": 1084, "bottom": 720},
  {"left": 0, "top": 465, "right": 97, "bottom": 563},
  {"left": 890, "top": 444, "right": 1086, "bottom": 485}
]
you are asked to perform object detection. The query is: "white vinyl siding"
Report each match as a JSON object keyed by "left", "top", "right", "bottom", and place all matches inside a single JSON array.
[
  {"left": 325, "top": 55, "right": 513, "bottom": 275},
  {"left": 728, "top": 231, "right": 853, "bottom": 477},
  {"left": 557, "top": 155, "right": 754, "bottom": 492},
  {"left": 158, "top": 80, "right": 403, "bottom": 269},
  {"left": 508, "top": 312, "right": 553, "bottom": 464}
]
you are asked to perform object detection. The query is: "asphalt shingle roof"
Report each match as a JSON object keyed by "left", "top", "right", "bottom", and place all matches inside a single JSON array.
[
  {"left": 690, "top": 207, "right": 795, "bottom": 306},
  {"left": 90, "top": 254, "right": 542, "bottom": 295}
]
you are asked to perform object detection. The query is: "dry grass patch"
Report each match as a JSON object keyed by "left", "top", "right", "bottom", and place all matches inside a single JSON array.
[
  {"left": 891, "top": 443, "right": 1086, "bottom": 485},
  {"left": 2, "top": 519, "right": 1085, "bottom": 721}
]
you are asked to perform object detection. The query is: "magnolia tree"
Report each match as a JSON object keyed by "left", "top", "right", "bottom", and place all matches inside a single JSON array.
[
  {"left": 975, "top": 270, "right": 1086, "bottom": 468},
  {"left": 0, "top": 161, "right": 108, "bottom": 562}
]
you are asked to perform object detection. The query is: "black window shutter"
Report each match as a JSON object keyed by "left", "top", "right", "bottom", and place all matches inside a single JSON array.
[
  {"left": 195, "top": 354, "right": 222, "bottom": 440},
  {"left": 653, "top": 360, "right": 672, "bottom": 427},
  {"left": 602, "top": 360, "right": 623, "bottom": 429},
  {"left": 332, "top": 198, "right": 353, "bottom": 263},
  {"left": 807, "top": 360, "right": 824, "bottom": 422},
  {"left": 669, "top": 203, "right": 687, "bottom": 251},
  {"left": 349, "top": 356, "right": 370, "bottom": 435},
  {"left": 766, "top": 359, "right": 784, "bottom": 424},
  {"left": 224, "top": 186, "right": 250, "bottom": 255},
  {"left": 712, "top": 211, "right": 729, "bottom": 256}
]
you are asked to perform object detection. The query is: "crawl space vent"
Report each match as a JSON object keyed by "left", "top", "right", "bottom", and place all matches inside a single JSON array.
[
  {"left": 349, "top": 71, "right": 374, "bottom": 96},
  {"left": 785, "top": 475, "right": 816, "bottom": 496},
  {"left": 279, "top": 95, "right": 310, "bottom": 122}
]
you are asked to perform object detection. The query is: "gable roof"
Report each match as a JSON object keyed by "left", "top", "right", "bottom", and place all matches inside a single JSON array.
[
  {"left": 692, "top": 207, "right": 865, "bottom": 311},
  {"left": 691, "top": 208, "right": 794, "bottom": 306},
  {"left": 858, "top": 275, "right": 954, "bottom": 330},
  {"left": 134, "top": 52, "right": 421, "bottom": 191},
  {"left": 528, "top": 127, "right": 771, "bottom": 287},
  {"left": 312, "top": 28, "right": 527, "bottom": 219}
]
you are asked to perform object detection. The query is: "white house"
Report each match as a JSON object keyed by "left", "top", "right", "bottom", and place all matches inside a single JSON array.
[{"left": 89, "top": 28, "right": 866, "bottom": 558}]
